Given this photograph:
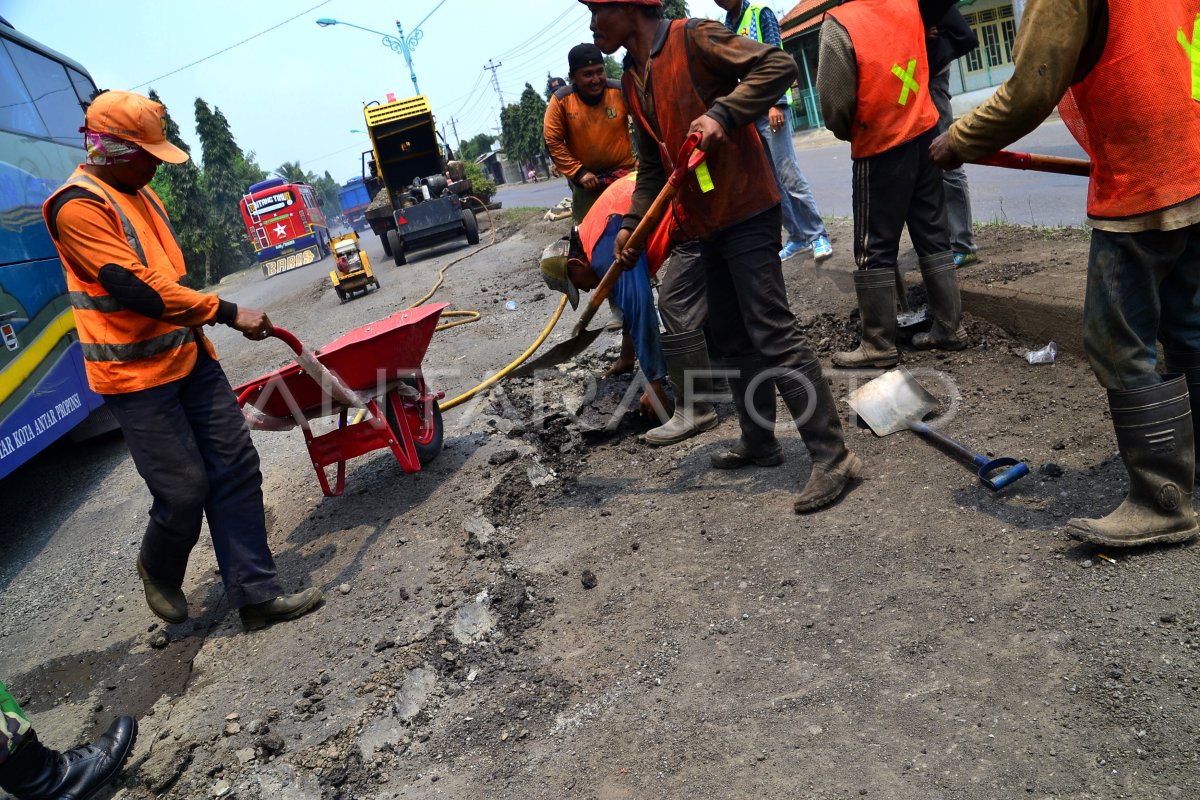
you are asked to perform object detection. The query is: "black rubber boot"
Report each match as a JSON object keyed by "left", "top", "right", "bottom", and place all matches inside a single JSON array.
[
  {"left": 832, "top": 268, "right": 900, "bottom": 368},
  {"left": 911, "top": 252, "right": 968, "bottom": 350},
  {"left": 1067, "top": 375, "right": 1199, "bottom": 547},
  {"left": 0, "top": 718, "right": 137, "bottom": 800},
  {"left": 1164, "top": 350, "right": 1200, "bottom": 480},
  {"left": 645, "top": 330, "right": 720, "bottom": 446},
  {"left": 710, "top": 358, "right": 783, "bottom": 469},
  {"left": 777, "top": 360, "right": 862, "bottom": 513}
]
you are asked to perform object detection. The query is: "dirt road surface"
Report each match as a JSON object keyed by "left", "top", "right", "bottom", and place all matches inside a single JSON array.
[{"left": 2, "top": 209, "right": 1197, "bottom": 800}]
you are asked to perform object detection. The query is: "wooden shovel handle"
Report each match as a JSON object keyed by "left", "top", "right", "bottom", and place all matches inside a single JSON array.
[{"left": 974, "top": 149, "right": 1090, "bottom": 177}]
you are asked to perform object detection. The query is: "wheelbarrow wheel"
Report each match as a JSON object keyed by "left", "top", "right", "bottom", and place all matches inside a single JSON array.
[{"left": 384, "top": 386, "right": 443, "bottom": 465}]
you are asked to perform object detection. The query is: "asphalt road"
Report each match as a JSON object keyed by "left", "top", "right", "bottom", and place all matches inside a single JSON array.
[{"left": 497, "top": 118, "right": 1090, "bottom": 229}]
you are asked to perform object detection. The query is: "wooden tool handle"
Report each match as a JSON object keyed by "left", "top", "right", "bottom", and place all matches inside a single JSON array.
[{"left": 974, "top": 150, "right": 1090, "bottom": 177}]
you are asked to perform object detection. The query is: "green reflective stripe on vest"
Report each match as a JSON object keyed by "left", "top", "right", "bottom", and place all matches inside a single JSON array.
[
  {"left": 65, "top": 176, "right": 146, "bottom": 263},
  {"left": 81, "top": 327, "right": 193, "bottom": 363},
  {"left": 892, "top": 59, "right": 920, "bottom": 105},
  {"left": 69, "top": 291, "right": 125, "bottom": 313},
  {"left": 738, "top": 4, "right": 793, "bottom": 106},
  {"left": 138, "top": 187, "right": 184, "bottom": 254},
  {"left": 1180, "top": 13, "right": 1200, "bottom": 101}
]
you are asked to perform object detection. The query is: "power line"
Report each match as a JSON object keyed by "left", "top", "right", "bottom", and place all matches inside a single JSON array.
[{"left": 129, "top": 1, "right": 333, "bottom": 90}]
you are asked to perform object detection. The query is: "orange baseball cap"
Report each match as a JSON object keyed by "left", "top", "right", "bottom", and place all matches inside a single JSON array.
[{"left": 84, "top": 90, "right": 189, "bottom": 164}]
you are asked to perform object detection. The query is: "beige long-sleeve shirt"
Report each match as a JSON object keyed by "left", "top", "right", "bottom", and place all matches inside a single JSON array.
[{"left": 948, "top": 0, "right": 1200, "bottom": 232}]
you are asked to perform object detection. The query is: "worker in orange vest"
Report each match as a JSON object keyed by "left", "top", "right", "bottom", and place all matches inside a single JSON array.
[
  {"left": 817, "top": 0, "right": 968, "bottom": 368},
  {"left": 42, "top": 90, "right": 323, "bottom": 630},
  {"left": 932, "top": 0, "right": 1200, "bottom": 548},
  {"left": 586, "top": 0, "right": 861, "bottom": 514}
]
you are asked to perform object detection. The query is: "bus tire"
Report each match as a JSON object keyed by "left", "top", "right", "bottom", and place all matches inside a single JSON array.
[
  {"left": 462, "top": 209, "right": 479, "bottom": 245},
  {"left": 387, "top": 230, "right": 406, "bottom": 266}
]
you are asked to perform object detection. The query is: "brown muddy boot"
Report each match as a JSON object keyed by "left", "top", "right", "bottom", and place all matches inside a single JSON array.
[
  {"left": 136, "top": 558, "right": 187, "bottom": 624},
  {"left": 1164, "top": 350, "right": 1200, "bottom": 480},
  {"left": 645, "top": 330, "right": 720, "bottom": 446},
  {"left": 911, "top": 252, "right": 968, "bottom": 350},
  {"left": 240, "top": 587, "right": 324, "bottom": 631},
  {"left": 777, "top": 360, "right": 862, "bottom": 512},
  {"left": 710, "top": 358, "right": 783, "bottom": 469},
  {"left": 1066, "top": 375, "right": 1199, "bottom": 547},
  {"left": 832, "top": 268, "right": 900, "bottom": 368}
]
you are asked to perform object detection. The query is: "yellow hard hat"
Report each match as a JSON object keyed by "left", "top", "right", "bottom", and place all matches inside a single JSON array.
[{"left": 539, "top": 238, "right": 579, "bottom": 309}]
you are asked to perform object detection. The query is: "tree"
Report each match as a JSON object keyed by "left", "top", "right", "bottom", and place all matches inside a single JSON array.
[
  {"left": 312, "top": 171, "right": 341, "bottom": 216},
  {"left": 663, "top": 0, "right": 688, "bottom": 19},
  {"left": 459, "top": 133, "right": 497, "bottom": 162},
  {"left": 194, "top": 99, "right": 253, "bottom": 283},
  {"left": 603, "top": 55, "right": 623, "bottom": 81},
  {"left": 147, "top": 89, "right": 209, "bottom": 288},
  {"left": 500, "top": 83, "right": 548, "bottom": 174},
  {"left": 274, "top": 161, "right": 311, "bottom": 184}
]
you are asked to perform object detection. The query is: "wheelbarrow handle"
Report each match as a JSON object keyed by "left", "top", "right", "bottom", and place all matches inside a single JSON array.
[
  {"left": 976, "top": 457, "right": 1030, "bottom": 491},
  {"left": 268, "top": 326, "right": 303, "bottom": 355},
  {"left": 572, "top": 133, "right": 706, "bottom": 337}
]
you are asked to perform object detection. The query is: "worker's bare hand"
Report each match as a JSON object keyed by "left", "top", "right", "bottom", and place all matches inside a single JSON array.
[
  {"left": 233, "top": 307, "right": 274, "bottom": 341},
  {"left": 578, "top": 171, "right": 600, "bottom": 191},
  {"left": 688, "top": 114, "right": 727, "bottom": 153},
  {"left": 767, "top": 106, "right": 786, "bottom": 133},
  {"left": 613, "top": 226, "right": 639, "bottom": 271},
  {"left": 929, "top": 131, "right": 963, "bottom": 170}
]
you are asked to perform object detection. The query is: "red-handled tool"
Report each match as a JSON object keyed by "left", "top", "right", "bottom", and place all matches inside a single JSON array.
[{"left": 973, "top": 149, "right": 1090, "bottom": 177}]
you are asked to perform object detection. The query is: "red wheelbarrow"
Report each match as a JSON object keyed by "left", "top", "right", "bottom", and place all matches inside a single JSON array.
[{"left": 235, "top": 303, "right": 448, "bottom": 497}]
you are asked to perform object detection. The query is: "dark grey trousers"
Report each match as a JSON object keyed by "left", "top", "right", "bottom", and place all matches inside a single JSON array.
[{"left": 104, "top": 347, "right": 283, "bottom": 608}]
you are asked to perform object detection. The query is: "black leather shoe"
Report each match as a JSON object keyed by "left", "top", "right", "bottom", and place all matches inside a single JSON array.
[
  {"left": 0, "top": 717, "right": 137, "bottom": 800},
  {"left": 709, "top": 441, "right": 784, "bottom": 470},
  {"left": 136, "top": 558, "right": 187, "bottom": 624},
  {"left": 239, "top": 587, "right": 323, "bottom": 631}
]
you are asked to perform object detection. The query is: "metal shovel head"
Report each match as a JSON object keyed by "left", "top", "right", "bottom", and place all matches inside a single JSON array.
[
  {"left": 847, "top": 367, "right": 940, "bottom": 437},
  {"left": 510, "top": 325, "right": 605, "bottom": 378}
]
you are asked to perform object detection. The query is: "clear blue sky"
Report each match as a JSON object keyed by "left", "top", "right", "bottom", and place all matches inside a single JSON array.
[{"left": 0, "top": 1, "right": 759, "bottom": 185}]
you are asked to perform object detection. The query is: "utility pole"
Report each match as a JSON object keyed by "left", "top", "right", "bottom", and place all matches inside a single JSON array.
[
  {"left": 449, "top": 117, "right": 461, "bottom": 151},
  {"left": 484, "top": 59, "right": 504, "bottom": 108}
]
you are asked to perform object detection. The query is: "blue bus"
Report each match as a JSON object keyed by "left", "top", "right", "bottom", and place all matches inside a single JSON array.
[{"left": 0, "top": 18, "right": 110, "bottom": 480}]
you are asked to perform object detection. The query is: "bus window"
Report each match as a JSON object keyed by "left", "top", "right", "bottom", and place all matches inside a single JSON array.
[
  {"left": 67, "top": 67, "right": 94, "bottom": 106},
  {"left": 0, "top": 42, "right": 50, "bottom": 137},
  {"left": 3, "top": 39, "right": 83, "bottom": 145}
]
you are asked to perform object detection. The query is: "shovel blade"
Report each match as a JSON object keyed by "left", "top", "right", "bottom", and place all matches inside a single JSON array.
[
  {"left": 510, "top": 326, "right": 606, "bottom": 378},
  {"left": 847, "top": 367, "right": 939, "bottom": 437}
]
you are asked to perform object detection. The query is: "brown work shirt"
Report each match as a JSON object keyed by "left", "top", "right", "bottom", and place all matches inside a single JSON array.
[{"left": 543, "top": 82, "right": 636, "bottom": 183}]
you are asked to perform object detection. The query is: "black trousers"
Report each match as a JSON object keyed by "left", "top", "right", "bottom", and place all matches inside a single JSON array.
[
  {"left": 104, "top": 346, "right": 283, "bottom": 608},
  {"left": 851, "top": 126, "right": 950, "bottom": 271},
  {"left": 702, "top": 204, "right": 820, "bottom": 369}
]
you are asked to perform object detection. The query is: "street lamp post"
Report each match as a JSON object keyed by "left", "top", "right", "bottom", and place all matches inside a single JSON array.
[{"left": 316, "top": 1, "right": 447, "bottom": 97}]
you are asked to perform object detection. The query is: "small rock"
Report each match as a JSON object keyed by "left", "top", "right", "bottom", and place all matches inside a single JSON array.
[
  {"left": 580, "top": 570, "right": 598, "bottom": 590},
  {"left": 212, "top": 779, "right": 232, "bottom": 797},
  {"left": 148, "top": 631, "right": 169, "bottom": 649},
  {"left": 225, "top": 713, "right": 240, "bottom": 722},
  {"left": 223, "top": 723, "right": 241, "bottom": 736},
  {"left": 1040, "top": 462, "right": 1064, "bottom": 478},
  {"left": 235, "top": 747, "right": 256, "bottom": 764},
  {"left": 338, "top": 584, "right": 352, "bottom": 595},
  {"left": 488, "top": 449, "right": 519, "bottom": 466},
  {"left": 1160, "top": 613, "right": 1177, "bottom": 624}
]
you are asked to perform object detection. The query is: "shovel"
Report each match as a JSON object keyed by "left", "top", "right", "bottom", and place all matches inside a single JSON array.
[
  {"left": 848, "top": 367, "right": 1029, "bottom": 491},
  {"left": 513, "top": 132, "right": 707, "bottom": 376}
]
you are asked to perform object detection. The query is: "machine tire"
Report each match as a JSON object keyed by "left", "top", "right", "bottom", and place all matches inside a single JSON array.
[
  {"left": 384, "top": 381, "right": 444, "bottom": 465},
  {"left": 462, "top": 208, "right": 479, "bottom": 245},
  {"left": 386, "top": 229, "right": 406, "bottom": 266},
  {"left": 380, "top": 231, "right": 392, "bottom": 257},
  {"left": 335, "top": 285, "right": 347, "bottom": 303},
  {"left": 371, "top": 276, "right": 381, "bottom": 290}
]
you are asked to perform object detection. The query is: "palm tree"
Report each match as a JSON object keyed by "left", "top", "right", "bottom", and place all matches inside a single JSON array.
[{"left": 274, "top": 161, "right": 312, "bottom": 184}]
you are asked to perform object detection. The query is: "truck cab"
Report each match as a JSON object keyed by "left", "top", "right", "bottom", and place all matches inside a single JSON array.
[{"left": 361, "top": 95, "right": 478, "bottom": 265}]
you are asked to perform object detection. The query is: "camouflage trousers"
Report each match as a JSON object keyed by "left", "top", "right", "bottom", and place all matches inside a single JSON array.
[{"left": 0, "top": 681, "right": 32, "bottom": 764}]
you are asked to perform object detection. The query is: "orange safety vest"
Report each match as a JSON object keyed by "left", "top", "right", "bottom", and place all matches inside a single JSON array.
[
  {"left": 42, "top": 168, "right": 212, "bottom": 394},
  {"left": 1058, "top": 0, "right": 1200, "bottom": 219},
  {"left": 576, "top": 172, "right": 673, "bottom": 275},
  {"left": 623, "top": 19, "right": 780, "bottom": 240},
  {"left": 826, "top": 0, "right": 939, "bottom": 159}
]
